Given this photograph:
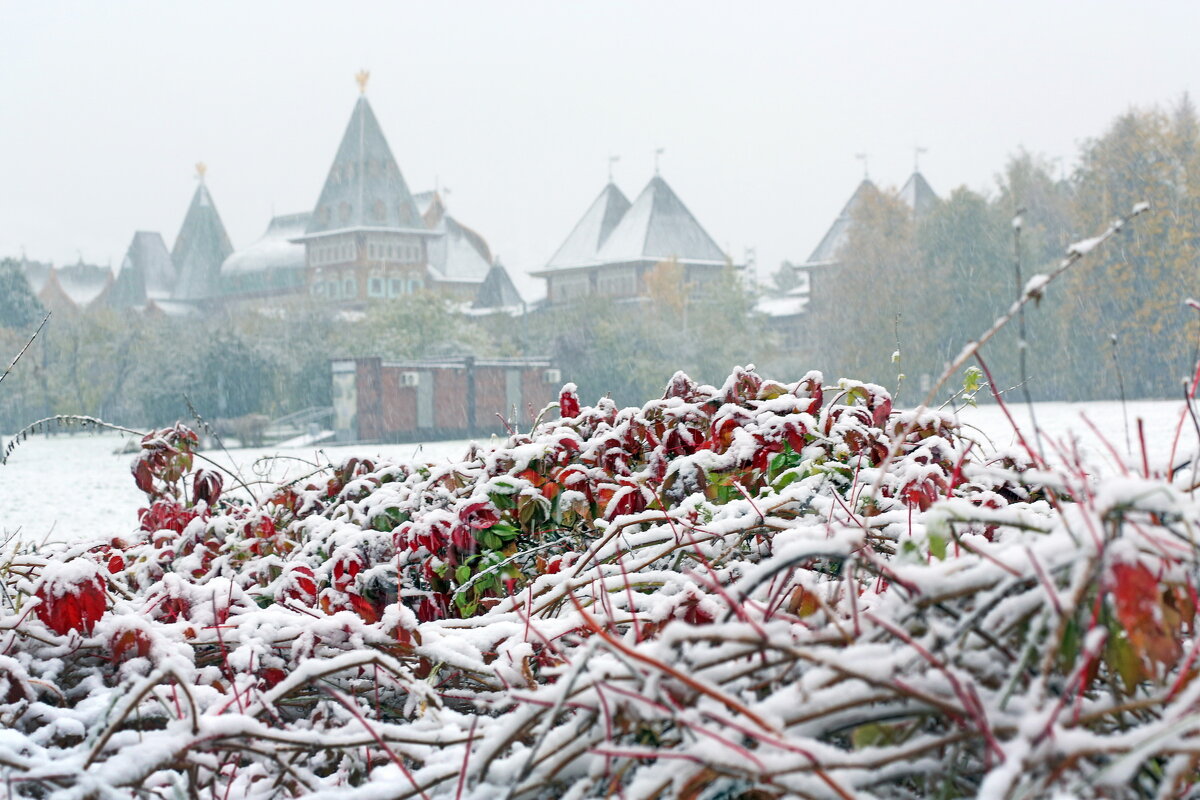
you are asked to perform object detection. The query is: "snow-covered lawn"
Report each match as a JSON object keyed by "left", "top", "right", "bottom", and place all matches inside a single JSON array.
[
  {"left": 0, "top": 398, "right": 1191, "bottom": 543},
  {"left": 0, "top": 433, "right": 486, "bottom": 543}
]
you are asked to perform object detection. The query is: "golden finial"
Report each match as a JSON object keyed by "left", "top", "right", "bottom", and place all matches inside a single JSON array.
[
  {"left": 195, "top": 162, "right": 207, "bottom": 182},
  {"left": 356, "top": 69, "right": 370, "bottom": 94}
]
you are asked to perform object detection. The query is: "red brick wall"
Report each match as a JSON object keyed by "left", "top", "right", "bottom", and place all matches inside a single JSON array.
[
  {"left": 355, "top": 359, "right": 383, "bottom": 440},
  {"left": 434, "top": 369, "right": 469, "bottom": 431},
  {"left": 473, "top": 367, "right": 507, "bottom": 432},
  {"left": 522, "top": 370, "right": 559, "bottom": 425},
  {"left": 377, "top": 365, "right": 418, "bottom": 438},
  {"left": 352, "top": 360, "right": 562, "bottom": 441}
]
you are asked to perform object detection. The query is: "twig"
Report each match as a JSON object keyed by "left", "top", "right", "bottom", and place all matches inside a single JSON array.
[{"left": 0, "top": 312, "right": 49, "bottom": 389}]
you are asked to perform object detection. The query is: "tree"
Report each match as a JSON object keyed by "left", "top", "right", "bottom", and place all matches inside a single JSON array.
[
  {"left": 0, "top": 259, "right": 45, "bottom": 331},
  {"left": 810, "top": 184, "right": 923, "bottom": 390},
  {"left": 1062, "top": 98, "right": 1200, "bottom": 398}
]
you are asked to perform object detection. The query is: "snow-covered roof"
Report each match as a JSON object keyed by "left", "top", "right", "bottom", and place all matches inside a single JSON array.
[
  {"left": 172, "top": 183, "right": 233, "bottom": 301},
  {"left": 803, "top": 179, "right": 876, "bottom": 267},
  {"left": 222, "top": 213, "right": 309, "bottom": 275},
  {"left": 56, "top": 261, "right": 113, "bottom": 308},
  {"left": 899, "top": 171, "right": 939, "bottom": 217},
  {"left": 413, "top": 190, "right": 443, "bottom": 223},
  {"left": 109, "top": 232, "right": 176, "bottom": 308},
  {"left": 594, "top": 175, "right": 728, "bottom": 266},
  {"left": 427, "top": 215, "right": 493, "bottom": 284},
  {"left": 303, "top": 95, "right": 425, "bottom": 238},
  {"left": 19, "top": 259, "right": 53, "bottom": 294},
  {"left": 472, "top": 263, "right": 524, "bottom": 311},
  {"left": 755, "top": 290, "right": 808, "bottom": 319},
  {"left": 542, "top": 183, "right": 631, "bottom": 271}
]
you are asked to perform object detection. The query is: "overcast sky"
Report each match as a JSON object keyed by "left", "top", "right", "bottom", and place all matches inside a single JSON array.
[{"left": 2, "top": 2, "right": 1198, "bottom": 299}]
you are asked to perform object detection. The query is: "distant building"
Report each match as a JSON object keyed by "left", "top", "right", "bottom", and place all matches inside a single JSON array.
[
  {"left": 19, "top": 257, "right": 113, "bottom": 315},
  {"left": 172, "top": 166, "right": 235, "bottom": 306},
  {"left": 762, "top": 170, "right": 939, "bottom": 328},
  {"left": 85, "top": 73, "right": 519, "bottom": 315},
  {"left": 331, "top": 355, "right": 559, "bottom": 442},
  {"left": 532, "top": 175, "right": 733, "bottom": 305},
  {"left": 108, "top": 232, "right": 177, "bottom": 310},
  {"left": 471, "top": 262, "right": 525, "bottom": 314},
  {"left": 219, "top": 212, "right": 309, "bottom": 301}
]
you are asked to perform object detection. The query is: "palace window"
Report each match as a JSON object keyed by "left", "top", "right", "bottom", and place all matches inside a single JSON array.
[
  {"left": 343, "top": 277, "right": 357, "bottom": 299},
  {"left": 368, "top": 277, "right": 384, "bottom": 297}
]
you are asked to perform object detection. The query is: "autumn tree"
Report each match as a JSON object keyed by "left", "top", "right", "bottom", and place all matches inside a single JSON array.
[
  {"left": 1062, "top": 97, "right": 1200, "bottom": 398},
  {"left": 811, "top": 183, "right": 926, "bottom": 391}
]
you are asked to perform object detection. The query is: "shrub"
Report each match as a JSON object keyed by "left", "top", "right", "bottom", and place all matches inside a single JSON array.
[{"left": 1, "top": 361, "right": 1198, "bottom": 798}]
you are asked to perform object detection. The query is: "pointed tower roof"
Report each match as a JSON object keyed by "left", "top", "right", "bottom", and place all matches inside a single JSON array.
[
  {"left": 172, "top": 177, "right": 234, "bottom": 302},
  {"left": 541, "top": 183, "right": 631, "bottom": 272},
  {"left": 472, "top": 262, "right": 524, "bottom": 310},
  {"left": 804, "top": 179, "right": 877, "bottom": 266},
  {"left": 303, "top": 93, "right": 425, "bottom": 237},
  {"left": 898, "top": 171, "right": 939, "bottom": 217},
  {"left": 594, "top": 176, "right": 726, "bottom": 266},
  {"left": 110, "top": 231, "right": 176, "bottom": 308}
]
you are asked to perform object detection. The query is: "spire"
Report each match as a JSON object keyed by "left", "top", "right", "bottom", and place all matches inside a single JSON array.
[
  {"left": 913, "top": 145, "right": 927, "bottom": 173},
  {"left": 303, "top": 89, "right": 424, "bottom": 236},
  {"left": 356, "top": 69, "right": 370, "bottom": 94},
  {"left": 172, "top": 172, "right": 233, "bottom": 302},
  {"left": 855, "top": 152, "right": 870, "bottom": 180},
  {"left": 195, "top": 161, "right": 207, "bottom": 183}
]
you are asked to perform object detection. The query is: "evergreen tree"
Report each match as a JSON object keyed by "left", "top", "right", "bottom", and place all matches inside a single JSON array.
[{"left": 0, "top": 258, "right": 45, "bottom": 330}]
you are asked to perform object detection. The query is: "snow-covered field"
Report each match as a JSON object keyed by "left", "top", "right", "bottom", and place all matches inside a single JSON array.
[
  {"left": 0, "top": 398, "right": 1192, "bottom": 544},
  {"left": 0, "top": 433, "right": 489, "bottom": 544}
]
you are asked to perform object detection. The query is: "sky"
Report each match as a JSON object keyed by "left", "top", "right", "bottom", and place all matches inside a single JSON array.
[{"left": 2, "top": 1, "right": 1198, "bottom": 300}]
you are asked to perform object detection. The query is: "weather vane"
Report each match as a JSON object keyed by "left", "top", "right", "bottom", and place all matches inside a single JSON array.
[
  {"left": 608, "top": 154, "right": 620, "bottom": 182},
  {"left": 654, "top": 147, "right": 665, "bottom": 175},
  {"left": 195, "top": 162, "right": 207, "bottom": 182},
  {"left": 914, "top": 145, "right": 928, "bottom": 173},
  {"left": 855, "top": 152, "right": 870, "bottom": 180},
  {"left": 356, "top": 69, "right": 370, "bottom": 94}
]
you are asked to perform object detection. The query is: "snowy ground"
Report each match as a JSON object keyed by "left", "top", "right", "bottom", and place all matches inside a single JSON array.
[
  {"left": 1, "top": 398, "right": 1194, "bottom": 544},
  {"left": 0, "top": 433, "right": 490, "bottom": 544}
]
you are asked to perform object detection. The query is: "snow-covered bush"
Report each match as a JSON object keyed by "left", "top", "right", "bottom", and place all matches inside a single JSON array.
[{"left": 1, "top": 358, "right": 1199, "bottom": 799}]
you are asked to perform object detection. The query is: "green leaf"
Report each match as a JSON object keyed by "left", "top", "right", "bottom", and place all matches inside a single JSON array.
[
  {"left": 455, "top": 564, "right": 472, "bottom": 584},
  {"left": 477, "top": 531, "right": 503, "bottom": 550},
  {"left": 490, "top": 492, "right": 516, "bottom": 510},
  {"left": 963, "top": 366, "right": 984, "bottom": 394},
  {"left": 927, "top": 532, "right": 947, "bottom": 561},
  {"left": 851, "top": 723, "right": 897, "bottom": 749}
]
